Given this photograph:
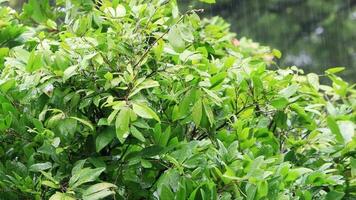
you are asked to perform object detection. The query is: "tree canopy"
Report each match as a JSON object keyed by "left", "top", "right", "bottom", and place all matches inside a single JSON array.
[{"left": 0, "top": 0, "right": 355, "bottom": 199}]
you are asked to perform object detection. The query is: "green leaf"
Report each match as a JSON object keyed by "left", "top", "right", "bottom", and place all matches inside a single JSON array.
[
  {"left": 325, "top": 67, "right": 345, "bottom": 74},
  {"left": 279, "top": 84, "right": 298, "bottom": 98},
  {"left": 337, "top": 121, "right": 354, "bottom": 143},
  {"left": 285, "top": 168, "right": 312, "bottom": 182},
  {"left": 115, "top": 5, "right": 126, "bottom": 17},
  {"left": 82, "top": 182, "right": 117, "bottom": 200},
  {"left": 192, "top": 99, "right": 202, "bottom": 126},
  {"left": 258, "top": 180, "right": 268, "bottom": 198},
  {"left": 115, "top": 107, "right": 130, "bottom": 143},
  {"left": 49, "top": 192, "right": 75, "bottom": 200},
  {"left": 0, "top": 79, "right": 15, "bottom": 93},
  {"left": 203, "top": 88, "right": 222, "bottom": 106},
  {"left": 96, "top": 127, "right": 115, "bottom": 152},
  {"left": 325, "top": 190, "right": 344, "bottom": 200},
  {"left": 69, "top": 167, "right": 105, "bottom": 189},
  {"left": 23, "top": 0, "right": 51, "bottom": 23},
  {"left": 246, "top": 183, "right": 257, "bottom": 200},
  {"left": 26, "top": 50, "right": 42, "bottom": 72},
  {"left": 167, "top": 25, "right": 185, "bottom": 53},
  {"left": 307, "top": 73, "right": 319, "bottom": 90},
  {"left": 70, "top": 117, "right": 94, "bottom": 131},
  {"left": 132, "top": 102, "right": 160, "bottom": 122},
  {"left": 326, "top": 117, "right": 344, "bottom": 143},
  {"left": 203, "top": 99, "right": 214, "bottom": 127},
  {"left": 271, "top": 97, "right": 289, "bottom": 110},
  {"left": 351, "top": 158, "right": 356, "bottom": 177},
  {"left": 63, "top": 65, "right": 78, "bottom": 81},
  {"left": 129, "top": 79, "right": 159, "bottom": 98},
  {"left": 29, "top": 162, "right": 52, "bottom": 172},
  {"left": 272, "top": 49, "right": 282, "bottom": 59},
  {"left": 130, "top": 126, "right": 146, "bottom": 142},
  {"left": 160, "top": 185, "right": 174, "bottom": 200},
  {"left": 199, "top": 0, "right": 216, "bottom": 3}
]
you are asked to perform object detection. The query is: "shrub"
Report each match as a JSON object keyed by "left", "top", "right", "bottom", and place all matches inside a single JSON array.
[{"left": 0, "top": 0, "right": 355, "bottom": 199}]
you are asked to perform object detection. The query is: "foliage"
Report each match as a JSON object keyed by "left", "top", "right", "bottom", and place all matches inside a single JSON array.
[
  {"left": 0, "top": 0, "right": 355, "bottom": 199},
  {"left": 181, "top": 0, "right": 356, "bottom": 81}
]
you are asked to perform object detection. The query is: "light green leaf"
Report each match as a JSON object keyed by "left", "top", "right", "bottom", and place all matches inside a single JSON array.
[
  {"left": 327, "top": 117, "right": 344, "bottom": 143},
  {"left": 203, "top": 88, "right": 222, "bottom": 106},
  {"left": 26, "top": 50, "right": 42, "bottom": 72},
  {"left": 70, "top": 117, "right": 94, "bottom": 131},
  {"left": 272, "top": 49, "right": 282, "bottom": 59},
  {"left": 167, "top": 25, "right": 185, "bottom": 53},
  {"left": 49, "top": 192, "right": 75, "bottom": 200},
  {"left": 115, "top": 5, "right": 126, "bottom": 17},
  {"left": 337, "top": 121, "right": 354, "bottom": 143},
  {"left": 307, "top": 73, "right": 319, "bottom": 90},
  {"left": 132, "top": 102, "right": 160, "bottom": 122},
  {"left": 29, "top": 162, "right": 52, "bottom": 172},
  {"left": 246, "top": 183, "right": 257, "bottom": 200},
  {"left": 279, "top": 84, "right": 298, "bottom": 98},
  {"left": 129, "top": 79, "right": 159, "bottom": 98},
  {"left": 63, "top": 65, "right": 78, "bottom": 81},
  {"left": 0, "top": 79, "right": 15, "bottom": 93},
  {"left": 258, "top": 180, "right": 268, "bottom": 198},
  {"left": 69, "top": 167, "right": 105, "bottom": 189},
  {"left": 115, "top": 107, "right": 130, "bottom": 143},
  {"left": 325, "top": 67, "right": 345, "bottom": 74},
  {"left": 160, "top": 185, "right": 174, "bottom": 200},
  {"left": 203, "top": 99, "right": 214, "bottom": 127},
  {"left": 130, "top": 126, "right": 146, "bottom": 142},
  {"left": 271, "top": 97, "right": 289, "bottom": 110},
  {"left": 199, "top": 0, "right": 216, "bottom": 3},
  {"left": 83, "top": 182, "right": 117, "bottom": 200},
  {"left": 192, "top": 99, "right": 202, "bottom": 126}
]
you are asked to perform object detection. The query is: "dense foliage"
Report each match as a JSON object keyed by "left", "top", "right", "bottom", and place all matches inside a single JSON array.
[
  {"left": 181, "top": 0, "right": 356, "bottom": 81},
  {"left": 0, "top": 0, "right": 355, "bottom": 199}
]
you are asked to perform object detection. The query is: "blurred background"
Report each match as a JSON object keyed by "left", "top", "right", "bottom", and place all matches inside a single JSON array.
[
  {"left": 6, "top": 0, "right": 356, "bottom": 82},
  {"left": 180, "top": 0, "right": 356, "bottom": 82}
]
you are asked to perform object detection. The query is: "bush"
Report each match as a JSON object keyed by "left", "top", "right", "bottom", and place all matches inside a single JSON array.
[{"left": 0, "top": 0, "right": 355, "bottom": 199}]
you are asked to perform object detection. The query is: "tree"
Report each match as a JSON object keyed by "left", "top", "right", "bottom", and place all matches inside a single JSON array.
[{"left": 0, "top": 0, "right": 355, "bottom": 199}]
